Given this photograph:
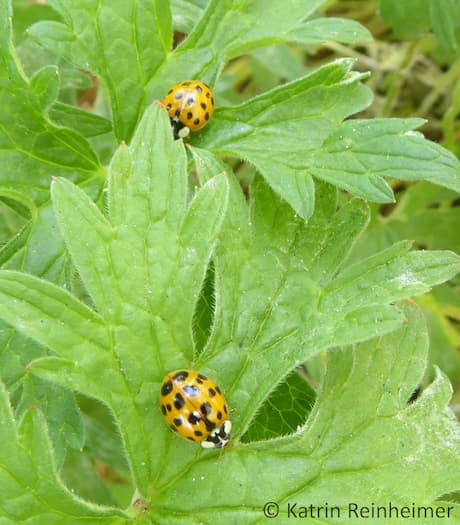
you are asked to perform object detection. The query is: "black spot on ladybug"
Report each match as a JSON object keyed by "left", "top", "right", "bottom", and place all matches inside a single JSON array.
[
  {"left": 186, "top": 112, "right": 193, "bottom": 120},
  {"left": 194, "top": 430, "right": 203, "bottom": 437},
  {"left": 196, "top": 377, "right": 203, "bottom": 384},
  {"left": 208, "top": 388, "right": 216, "bottom": 398},
  {"left": 187, "top": 436, "right": 196, "bottom": 441},
  {"left": 215, "top": 386, "right": 221, "bottom": 394},
  {"left": 223, "top": 405, "right": 228, "bottom": 414},
  {"left": 174, "top": 371, "right": 189, "bottom": 381},
  {"left": 174, "top": 92, "right": 183, "bottom": 100},
  {"left": 196, "top": 85, "right": 203, "bottom": 93},
  {"left": 193, "top": 118, "right": 200, "bottom": 126},
  {"left": 183, "top": 384, "right": 200, "bottom": 397},
  {"left": 205, "top": 112, "right": 210, "bottom": 121},
  {"left": 170, "top": 424, "right": 177, "bottom": 432},
  {"left": 205, "top": 91, "right": 211, "bottom": 98},
  {"left": 161, "top": 380, "right": 173, "bottom": 396},
  {"left": 189, "top": 412, "right": 201, "bottom": 425},
  {"left": 166, "top": 104, "right": 172, "bottom": 110},
  {"left": 161, "top": 405, "right": 167, "bottom": 416},
  {"left": 174, "top": 109, "right": 181, "bottom": 117},
  {"left": 198, "top": 373, "right": 208, "bottom": 380},
  {"left": 167, "top": 89, "right": 173, "bottom": 94},
  {"left": 217, "top": 411, "right": 222, "bottom": 420},
  {"left": 166, "top": 404, "right": 172, "bottom": 412},
  {"left": 174, "top": 392, "right": 185, "bottom": 409},
  {"left": 173, "top": 417, "right": 183, "bottom": 426},
  {"left": 182, "top": 81, "right": 192, "bottom": 86},
  {"left": 200, "top": 402, "right": 212, "bottom": 415},
  {"left": 203, "top": 418, "right": 216, "bottom": 432},
  {"left": 201, "top": 102, "right": 207, "bottom": 110},
  {"left": 211, "top": 97, "right": 215, "bottom": 105},
  {"left": 187, "top": 97, "right": 194, "bottom": 106}
]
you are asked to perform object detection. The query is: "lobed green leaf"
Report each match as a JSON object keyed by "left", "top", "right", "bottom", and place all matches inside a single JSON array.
[
  {"left": 150, "top": 303, "right": 460, "bottom": 523},
  {"left": 198, "top": 59, "right": 372, "bottom": 218},
  {"left": 0, "top": 0, "right": 100, "bottom": 205},
  {"left": 146, "top": 0, "right": 328, "bottom": 98},
  {"left": 0, "top": 104, "right": 229, "bottom": 495},
  {"left": 200, "top": 76, "right": 460, "bottom": 216},
  {"left": 0, "top": 271, "right": 110, "bottom": 354},
  {"left": 28, "top": 0, "right": 173, "bottom": 141},
  {"left": 186, "top": 150, "right": 460, "bottom": 444},
  {"left": 312, "top": 119, "right": 460, "bottom": 197},
  {"left": 0, "top": 380, "right": 127, "bottom": 524}
]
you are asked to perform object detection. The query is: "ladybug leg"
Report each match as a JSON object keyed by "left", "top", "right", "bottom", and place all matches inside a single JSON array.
[{"left": 178, "top": 126, "right": 190, "bottom": 139}]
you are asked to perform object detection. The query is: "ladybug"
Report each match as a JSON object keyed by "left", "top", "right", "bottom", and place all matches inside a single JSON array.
[
  {"left": 160, "top": 370, "right": 231, "bottom": 449},
  {"left": 162, "top": 80, "right": 215, "bottom": 139}
]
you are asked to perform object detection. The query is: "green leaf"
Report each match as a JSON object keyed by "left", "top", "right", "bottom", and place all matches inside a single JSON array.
[
  {"left": 379, "top": 0, "right": 432, "bottom": 39},
  {"left": 198, "top": 59, "right": 372, "bottom": 219},
  {"left": 149, "top": 303, "right": 460, "bottom": 522},
  {"left": 11, "top": 1, "right": 61, "bottom": 43},
  {"left": 51, "top": 177, "right": 115, "bottom": 318},
  {"left": 0, "top": 104, "right": 229, "bottom": 495},
  {"left": 78, "top": 395, "right": 129, "bottom": 473},
  {"left": 0, "top": 189, "right": 105, "bottom": 393},
  {"left": 145, "top": 0, "right": 355, "bottom": 105},
  {"left": 321, "top": 241, "right": 460, "bottom": 312},
  {"left": 189, "top": 148, "right": 460, "bottom": 445},
  {"left": 29, "top": 65, "right": 59, "bottom": 109},
  {"left": 418, "top": 287, "right": 460, "bottom": 385},
  {"left": 249, "top": 45, "right": 307, "bottom": 89},
  {"left": 16, "top": 375, "right": 84, "bottom": 470},
  {"left": 0, "top": 87, "right": 458, "bottom": 522},
  {"left": 312, "top": 119, "right": 460, "bottom": 198},
  {"left": 2, "top": 1, "right": 459, "bottom": 522},
  {"left": 0, "top": 270, "right": 111, "bottom": 361},
  {"left": 61, "top": 449, "right": 121, "bottom": 507},
  {"left": 380, "top": 0, "right": 460, "bottom": 52},
  {"left": 429, "top": 0, "right": 460, "bottom": 52},
  {"left": 0, "top": 379, "right": 127, "bottom": 524},
  {"left": 348, "top": 182, "right": 460, "bottom": 386},
  {"left": 242, "top": 369, "right": 316, "bottom": 442},
  {"left": 192, "top": 262, "right": 215, "bottom": 352},
  {"left": 50, "top": 102, "right": 113, "bottom": 137},
  {"left": 201, "top": 74, "right": 460, "bottom": 215},
  {"left": 0, "top": 265, "right": 120, "bottom": 444},
  {"left": 171, "top": 0, "right": 207, "bottom": 33},
  {"left": 28, "top": 0, "right": 173, "bottom": 141},
  {"left": 185, "top": 0, "right": 325, "bottom": 59},
  {"left": 26, "top": 0, "right": 374, "bottom": 149},
  {"left": 288, "top": 17, "right": 373, "bottom": 44},
  {"left": 349, "top": 182, "right": 460, "bottom": 260},
  {"left": 0, "top": 0, "right": 101, "bottom": 205}
]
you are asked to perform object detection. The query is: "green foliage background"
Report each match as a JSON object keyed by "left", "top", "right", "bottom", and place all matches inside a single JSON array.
[{"left": 0, "top": 0, "right": 459, "bottom": 523}]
